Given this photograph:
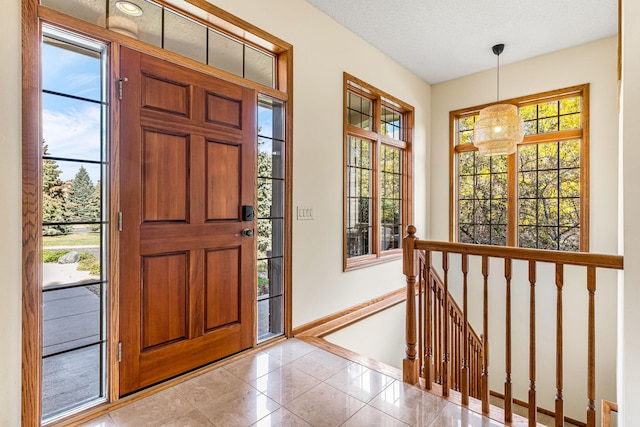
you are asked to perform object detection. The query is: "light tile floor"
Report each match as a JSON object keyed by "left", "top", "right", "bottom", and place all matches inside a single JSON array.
[{"left": 80, "top": 339, "right": 505, "bottom": 427}]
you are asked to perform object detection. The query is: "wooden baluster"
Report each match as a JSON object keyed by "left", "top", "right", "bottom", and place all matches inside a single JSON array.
[
  {"left": 402, "top": 226, "right": 418, "bottom": 384},
  {"left": 442, "top": 251, "right": 450, "bottom": 396},
  {"left": 505, "top": 258, "right": 513, "bottom": 423},
  {"left": 528, "top": 260, "right": 537, "bottom": 426},
  {"left": 453, "top": 312, "right": 458, "bottom": 390},
  {"left": 462, "top": 254, "right": 469, "bottom": 405},
  {"left": 587, "top": 266, "right": 596, "bottom": 427},
  {"left": 424, "top": 251, "right": 433, "bottom": 389},
  {"left": 436, "top": 284, "right": 442, "bottom": 384},
  {"left": 481, "top": 255, "right": 490, "bottom": 414},
  {"left": 456, "top": 313, "right": 460, "bottom": 390},
  {"left": 418, "top": 254, "right": 424, "bottom": 383},
  {"left": 555, "top": 264, "right": 564, "bottom": 427}
]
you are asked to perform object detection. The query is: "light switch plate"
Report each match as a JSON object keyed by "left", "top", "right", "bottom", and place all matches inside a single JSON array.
[{"left": 297, "top": 206, "right": 314, "bottom": 220}]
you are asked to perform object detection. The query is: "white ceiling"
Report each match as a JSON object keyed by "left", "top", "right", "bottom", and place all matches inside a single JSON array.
[{"left": 305, "top": 0, "right": 618, "bottom": 84}]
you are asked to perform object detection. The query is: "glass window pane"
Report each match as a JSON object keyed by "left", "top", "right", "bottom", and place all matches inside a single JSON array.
[
  {"left": 258, "top": 97, "right": 285, "bottom": 140},
  {"left": 539, "top": 170, "right": 559, "bottom": 198},
  {"left": 559, "top": 139, "right": 581, "bottom": 168},
  {"left": 519, "top": 144, "right": 537, "bottom": 171},
  {"left": 459, "top": 200, "right": 474, "bottom": 224},
  {"left": 257, "top": 219, "right": 283, "bottom": 258},
  {"left": 163, "top": 9, "right": 207, "bottom": 63},
  {"left": 257, "top": 178, "right": 284, "bottom": 219},
  {"left": 42, "top": 345, "right": 103, "bottom": 419},
  {"left": 107, "top": 0, "right": 162, "bottom": 46},
  {"left": 42, "top": 160, "right": 102, "bottom": 231},
  {"left": 559, "top": 198, "right": 580, "bottom": 226},
  {"left": 347, "top": 92, "right": 372, "bottom": 130},
  {"left": 560, "top": 169, "right": 580, "bottom": 198},
  {"left": 459, "top": 151, "right": 474, "bottom": 175},
  {"left": 459, "top": 130, "right": 473, "bottom": 144},
  {"left": 491, "top": 155, "right": 507, "bottom": 173},
  {"left": 538, "top": 117, "right": 559, "bottom": 133},
  {"left": 559, "top": 97, "right": 581, "bottom": 114},
  {"left": 43, "top": 285, "right": 102, "bottom": 356},
  {"left": 538, "top": 101, "right": 559, "bottom": 118},
  {"left": 42, "top": 39, "right": 102, "bottom": 101},
  {"left": 538, "top": 142, "right": 559, "bottom": 170},
  {"left": 539, "top": 226, "right": 559, "bottom": 250},
  {"left": 518, "top": 105, "right": 537, "bottom": 121},
  {"left": 519, "top": 171, "right": 537, "bottom": 199},
  {"left": 538, "top": 198, "right": 559, "bottom": 226},
  {"left": 42, "top": 0, "right": 105, "bottom": 25},
  {"left": 43, "top": 94, "right": 102, "bottom": 162},
  {"left": 560, "top": 113, "right": 581, "bottom": 130},
  {"left": 559, "top": 227, "right": 580, "bottom": 251},
  {"left": 460, "top": 224, "right": 475, "bottom": 244},
  {"left": 523, "top": 120, "right": 537, "bottom": 135},
  {"left": 258, "top": 138, "right": 285, "bottom": 180},
  {"left": 244, "top": 46, "right": 274, "bottom": 87},
  {"left": 519, "top": 199, "right": 537, "bottom": 226},
  {"left": 519, "top": 225, "right": 537, "bottom": 248},
  {"left": 208, "top": 30, "right": 243, "bottom": 77},
  {"left": 459, "top": 116, "right": 475, "bottom": 131}
]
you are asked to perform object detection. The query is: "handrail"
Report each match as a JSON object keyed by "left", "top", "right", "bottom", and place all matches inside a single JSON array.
[
  {"left": 413, "top": 239, "right": 623, "bottom": 270},
  {"left": 402, "top": 225, "right": 624, "bottom": 427}
]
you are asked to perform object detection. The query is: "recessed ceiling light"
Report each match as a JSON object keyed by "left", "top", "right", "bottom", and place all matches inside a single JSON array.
[{"left": 115, "top": 1, "right": 143, "bottom": 17}]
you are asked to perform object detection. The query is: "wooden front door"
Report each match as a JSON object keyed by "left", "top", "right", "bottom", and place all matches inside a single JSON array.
[{"left": 118, "top": 47, "right": 256, "bottom": 395}]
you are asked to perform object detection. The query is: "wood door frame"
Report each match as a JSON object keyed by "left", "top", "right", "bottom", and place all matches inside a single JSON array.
[{"left": 21, "top": 1, "right": 293, "bottom": 425}]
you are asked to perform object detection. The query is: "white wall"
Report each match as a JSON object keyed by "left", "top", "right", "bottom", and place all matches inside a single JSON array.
[
  {"left": 207, "top": 0, "right": 431, "bottom": 327},
  {"left": 0, "top": 0, "right": 23, "bottom": 425},
  {"left": 619, "top": 1, "right": 640, "bottom": 425},
  {"left": 430, "top": 38, "right": 619, "bottom": 422},
  {"left": 325, "top": 302, "right": 406, "bottom": 370}
]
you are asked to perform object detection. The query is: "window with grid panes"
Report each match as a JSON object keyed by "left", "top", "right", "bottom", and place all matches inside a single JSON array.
[
  {"left": 451, "top": 85, "right": 589, "bottom": 252},
  {"left": 344, "top": 74, "right": 414, "bottom": 270}
]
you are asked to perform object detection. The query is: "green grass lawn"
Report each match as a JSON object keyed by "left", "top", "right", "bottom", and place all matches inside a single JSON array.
[{"left": 43, "top": 232, "right": 100, "bottom": 247}]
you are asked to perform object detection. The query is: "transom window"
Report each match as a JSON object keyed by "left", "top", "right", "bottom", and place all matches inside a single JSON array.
[
  {"left": 344, "top": 74, "right": 414, "bottom": 270},
  {"left": 451, "top": 85, "right": 589, "bottom": 252}
]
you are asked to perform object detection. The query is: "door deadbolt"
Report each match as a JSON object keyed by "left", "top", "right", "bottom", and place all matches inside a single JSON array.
[{"left": 242, "top": 228, "right": 254, "bottom": 237}]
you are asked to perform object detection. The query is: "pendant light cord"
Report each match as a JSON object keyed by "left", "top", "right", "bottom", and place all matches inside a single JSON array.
[{"left": 496, "top": 53, "right": 500, "bottom": 103}]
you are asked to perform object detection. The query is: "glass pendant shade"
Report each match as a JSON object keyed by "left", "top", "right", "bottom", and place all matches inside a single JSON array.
[{"left": 473, "top": 103, "right": 524, "bottom": 156}]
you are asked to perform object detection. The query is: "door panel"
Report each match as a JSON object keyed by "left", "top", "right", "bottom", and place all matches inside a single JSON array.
[
  {"left": 119, "top": 47, "right": 256, "bottom": 395},
  {"left": 207, "top": 141, "right": 240, "bottom": 220},
  {"left": 205, "top": 248, "right": 240, "bottom": 331},
  {"left": 142, "top": 131, "right": 189, "bottom": 222},
  {"left": 141, "top": 253, "right": 188, "bottom": 350}
]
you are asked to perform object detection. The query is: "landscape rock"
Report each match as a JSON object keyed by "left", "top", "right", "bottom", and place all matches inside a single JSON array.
[{"left": 58, "top": 251, "right": 80, "bottom": 264}]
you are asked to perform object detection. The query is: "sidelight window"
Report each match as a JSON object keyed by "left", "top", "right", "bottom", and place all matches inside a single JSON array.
[{"left": 40, "top": 26, "right": 109, "bottom": 422}]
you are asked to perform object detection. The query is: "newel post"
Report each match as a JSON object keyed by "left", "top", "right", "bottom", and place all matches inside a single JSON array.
[{"left": 403, "top": 225, "right": 419, "bottom": 384}]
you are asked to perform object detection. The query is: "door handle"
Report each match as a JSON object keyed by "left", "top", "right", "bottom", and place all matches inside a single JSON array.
[{"left": 242, "top": 228, "right": 254, "bottom": 237}]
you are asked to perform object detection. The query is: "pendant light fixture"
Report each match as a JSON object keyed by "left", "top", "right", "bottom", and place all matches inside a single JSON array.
[{"left": 473, "top": 44, "right": 524, "bottom": 156}]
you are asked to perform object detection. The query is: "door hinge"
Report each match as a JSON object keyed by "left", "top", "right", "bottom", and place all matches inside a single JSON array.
[
  {"left": 117, "top": 77, "right": 128, "bottom": 100},
  {"left": 118, "top": 212, "right": 123, "bottom": 232},
  {"left": 117, "top": 342, "right": 122, "bottom": 363}
]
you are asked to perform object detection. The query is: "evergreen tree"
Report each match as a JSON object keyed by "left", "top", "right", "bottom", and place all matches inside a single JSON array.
[
  {"left": 88, "top": 181, "right": 102, "bottom": 232},
  {"left": 42, "top": 142, "right": 72, "bottom": 235},
  {"left": 68, "top": 166, "right": 96, "bottom": 222}
]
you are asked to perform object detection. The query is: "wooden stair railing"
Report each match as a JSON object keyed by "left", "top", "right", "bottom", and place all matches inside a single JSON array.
[
  {"left": 402, "top": 225, "right": 624, "bottom": 427},
  {"left": 417, "top": 250, "right": 484, "bottom": 401}
]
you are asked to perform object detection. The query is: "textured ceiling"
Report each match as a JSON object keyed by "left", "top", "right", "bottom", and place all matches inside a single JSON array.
[{"left": 305, "top": 0, "right": 618, "bottom": 84}]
